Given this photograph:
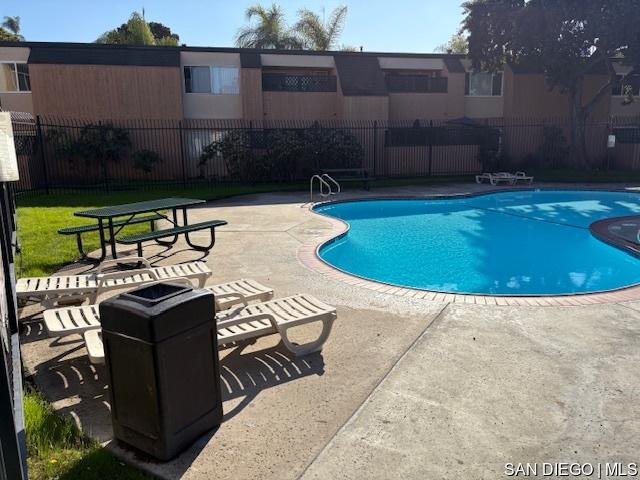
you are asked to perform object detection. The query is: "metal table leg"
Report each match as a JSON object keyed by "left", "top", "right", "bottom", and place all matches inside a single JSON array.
[
  {"left": 156, "top": 208, "right": 179, "bottom": 247},
  {"left": 97, "top": 219, "right": 107, "bottom": 262},
  {"left": 108, "top": 217, "right": 117, "bottom": 259}
]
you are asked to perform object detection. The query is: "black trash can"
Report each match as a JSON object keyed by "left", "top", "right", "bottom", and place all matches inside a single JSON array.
[{"left": 100, "top": 282, "right": 223, "bottom": 461}]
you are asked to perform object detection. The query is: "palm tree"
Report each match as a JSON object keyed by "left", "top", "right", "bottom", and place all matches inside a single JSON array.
[
  {"left": 2, "top": 16, "right": 24, "bottom": 41},
  {"left": 294, "top": 6, "right": 348, "bottom": 51},
  {"left": 235, "top": 4, "right": 302, "bottom": 49}
]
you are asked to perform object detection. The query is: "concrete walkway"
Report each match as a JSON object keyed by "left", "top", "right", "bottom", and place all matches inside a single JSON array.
[{"left": 19, "top": 183, "right": 640, "bottom": 479}]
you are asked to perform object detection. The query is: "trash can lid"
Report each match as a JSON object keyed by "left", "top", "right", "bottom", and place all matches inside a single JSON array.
[{"left": 100, "top": 282, "right": 215, "bottom": 342}]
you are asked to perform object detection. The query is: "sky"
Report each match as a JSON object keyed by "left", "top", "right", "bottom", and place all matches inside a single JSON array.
[{"left": 2, "top": 0, "right": 466, "bottom": 53}]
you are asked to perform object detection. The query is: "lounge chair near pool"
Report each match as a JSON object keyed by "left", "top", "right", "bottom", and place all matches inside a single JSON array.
[
  {"left": 81, "top": 294, "right": 336, "bottom": 362},
  {"left": 42, "top": 277, "right": 275, "bottom": 338},
  {"left": 512, "top": 171, "right": 534, "bottom": 184},
  {"left": 17, "top": 257, "right": 212, "bottom": 307},
  {"left": 475, "top": 172, "right": 514, "bottom": 185},
  {"left": 475, "top": 171, "right": 533, "bottom": 186}
]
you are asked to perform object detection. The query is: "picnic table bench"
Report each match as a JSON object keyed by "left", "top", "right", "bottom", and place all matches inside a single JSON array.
[
  {"left": 59, "top": 213, "right": 163, "bottom": 257},
  {"left": 117, "top": 220, "right": 227, "bottom": 257},
  {"left": 72, "top": 197, "right": 226, "bottom": 260},
  {"left": 322, "top": 168, "right": 375, "bottom": 190}
]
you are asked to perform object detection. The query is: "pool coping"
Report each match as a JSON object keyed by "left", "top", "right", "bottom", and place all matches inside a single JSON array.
[{"left": 297, "top": 187, "right": 640, "bottom": 306}]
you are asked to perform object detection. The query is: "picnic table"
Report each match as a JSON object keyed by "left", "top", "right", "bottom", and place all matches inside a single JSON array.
[{"left": 72, "top": 197, "right": 227, "bottom": 260}]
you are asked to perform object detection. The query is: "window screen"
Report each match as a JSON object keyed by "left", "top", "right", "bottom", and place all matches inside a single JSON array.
[
  {"left": 465, "top": 72, "right": 502, "bottom": 96},
  {"left": 184, "top": 66, "right": 212, "bottom": 93},
  {"left": 211, "top": 67, "right": 239, "bottom": 94},
  {"left": 16, "top": 64, "right": 30, "bottom": 92}
]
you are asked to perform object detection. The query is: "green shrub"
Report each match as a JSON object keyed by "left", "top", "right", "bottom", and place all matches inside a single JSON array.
[
  {"left": 46, "top": 124, "right": 131, "bottom": 170},
  {"left": 538, "top": 126, "right": 570, "bottom": 168},
  {"left": 200, "top": 125, "right": 364, "bottom": 182},
  {"left": 132, "top": 149, "right": 161, "bottom": 173}
]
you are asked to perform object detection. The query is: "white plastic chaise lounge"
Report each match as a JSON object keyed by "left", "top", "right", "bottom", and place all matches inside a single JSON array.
[
  {"left": 512, "top": 171, "right": 534, "bottom": 184},
  {"left": 42, "top": 277, "right": 275, "bottom": 339},
  {"left": 16, "top": 257, "right": 212, "bottom": 307},
  {"left": 81, "top": 294, "right": 336, "bottom": 363},
  {"left": 475, "top": 172, "right": 515, "bottom": 185}
]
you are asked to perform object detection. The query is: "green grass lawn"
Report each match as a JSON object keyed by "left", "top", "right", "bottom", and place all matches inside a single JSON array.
[{"left": 24, "top": 390, "right": 152, "bottom": 480}]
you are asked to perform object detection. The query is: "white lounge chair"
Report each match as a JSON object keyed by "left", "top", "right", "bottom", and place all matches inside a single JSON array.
[
  {"left": 16, "top": 257, "right": 212, "bottom": 307},
  {"left": 82, "top": 294, "right": 336, "bottom": 362},
  {"left": 475, "top": 172, "right": 493, "bottom": 184},
  {"left": 475, "top": 172, "right": 515, "bottom": 185},
  {"left": 42, "top": 277, "right": 274, "bottom": 337},
  {"left": 512, "top": 171, "right": 534, "bottom": 184}
]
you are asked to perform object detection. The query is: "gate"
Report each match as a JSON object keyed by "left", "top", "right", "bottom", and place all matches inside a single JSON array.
[{"left": 0, "top": 181, "right": 27, "bottom": 479}]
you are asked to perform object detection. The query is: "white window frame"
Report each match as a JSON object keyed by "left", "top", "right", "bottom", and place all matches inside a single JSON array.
[
  {"left": 0, "top": 61, "right": 30, "bottom": 94},
  {"left": 465, "top": 71, "right": 503, "bottom": 98},
  {"left": 183, "top": 65, "right": 240, "bottom": 95}
]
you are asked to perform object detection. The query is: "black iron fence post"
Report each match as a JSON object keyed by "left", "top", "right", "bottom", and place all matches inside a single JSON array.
[
  {"left": 428, "top": 119, "right": 433, "bottom": 176},
  {"left": 373, "top": 120, "right": 378, "bottom": 177},
  {"left": 0, "top": 182, "right": 27, "bottom": 480},
  {"left": 178, "top": 120, "right": 187, "bottom": 187},
  {"left": 35, "top": 115, "right": 50, "bottom": 194},
  {"left": 97, "top": 121, "right": 110, "bottom": 193}
]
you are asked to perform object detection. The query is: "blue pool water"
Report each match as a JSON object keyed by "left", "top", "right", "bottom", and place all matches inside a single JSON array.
[{"left": 315, "top": 190, "right": 640, "bottom": 295}]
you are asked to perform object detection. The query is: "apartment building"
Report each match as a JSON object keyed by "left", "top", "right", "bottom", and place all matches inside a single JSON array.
[{"left": 0, "top": 41, "right": 637, "bottom": 122}]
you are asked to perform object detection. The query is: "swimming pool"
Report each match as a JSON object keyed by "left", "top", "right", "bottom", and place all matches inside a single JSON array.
[{"left": 315, "top": 190, "right": 640, "bottom": 295}]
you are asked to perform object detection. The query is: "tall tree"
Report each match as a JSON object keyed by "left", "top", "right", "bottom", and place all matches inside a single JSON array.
[
  {"left": 435, "top": 33, "right": 468, "bottom": 54},
  {"left": 1, "top": 16, "right": 23, "bottom": 41},
  {"left": 294, "top": 6, "right": 348, "bottom": 50},
  {"left": 148, "top": 22, "right": 180, "bottom": 43},
  {"left": 462, "top": 0, "right": 640, "bottom": 167},
  {"left": 96, "top": 12, "right": 179, "bottom": 46},
  {"left": 235, "top": 4, "right": 302, "bottom": 49}
]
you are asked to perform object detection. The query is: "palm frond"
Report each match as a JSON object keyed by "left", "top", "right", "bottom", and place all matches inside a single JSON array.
[{"left": 326, "top": 6, "right": 347, "bottom": 49}]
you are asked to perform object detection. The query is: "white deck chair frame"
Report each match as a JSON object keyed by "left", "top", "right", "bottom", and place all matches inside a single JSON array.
[
  {"left": 42, "top": 277, "right": 274, "bottom": 338},
  {"left": 475, "top": 172, "right": 515, "bottom": 185},
  {"left": 80, "top": 294, "right": 336, "bottom": 362},
  {"left": 17, "top": 257, "right": 212, "bottom": 308}
]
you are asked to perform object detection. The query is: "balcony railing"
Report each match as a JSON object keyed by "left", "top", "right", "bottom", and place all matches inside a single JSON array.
[
  {"left": 262, "top": 74, "right": 338, "bottom": 92},
  {"left": 385, "top": 75, "right": 448, "bottom": 93}
]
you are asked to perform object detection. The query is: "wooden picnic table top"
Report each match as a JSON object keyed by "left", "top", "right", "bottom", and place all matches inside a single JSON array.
[{"left": 74, "top": 197, "right": 206, "bottom": 219}]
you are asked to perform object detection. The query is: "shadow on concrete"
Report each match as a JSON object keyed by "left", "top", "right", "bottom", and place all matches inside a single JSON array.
[
  {"left": 23, "top": 315, "right": 325, "bottom": 446},
  {"left": 54, "top": 244, "right": 211, "bottom": 274}
]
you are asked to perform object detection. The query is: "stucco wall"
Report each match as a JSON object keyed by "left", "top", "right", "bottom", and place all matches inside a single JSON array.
[
  {"left": 260, "top": 54, "right": 334, "bottom": 69},
  {"left": 0, "top": 47, "right": 29, "bottom": 62},
  {"left": 0, "top": 93, "right": 32, "bottom": 114},
  {"left": 464, "top": 96, "right": 503, "bottom": 119},
  {"left": 340, "top": 96, "right": 389, "bottom": 120}
]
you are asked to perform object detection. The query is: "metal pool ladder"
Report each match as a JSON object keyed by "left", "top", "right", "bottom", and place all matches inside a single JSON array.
[{"left": 310, "top": 174, "right": 341, "bottom": 202}]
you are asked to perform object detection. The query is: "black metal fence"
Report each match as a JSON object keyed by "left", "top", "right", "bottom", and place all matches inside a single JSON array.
[
  {"left": 11, "top": 115, "right": 640, "bottom": 194},
  {"left": 0, "top": 181, "right": 27, "bottom": 479}
]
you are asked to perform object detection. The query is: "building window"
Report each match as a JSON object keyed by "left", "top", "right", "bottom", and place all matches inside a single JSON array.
[
  {"left": 465, "top": 72, "right": 502, "bottom": 96},
  {"left": 261, "top": 73, "right": 337, "bottom": 92},
  {"left": 385, "top": 74, "right": 448, "bottom": 93},
  {"left": 0, "top": 63, "right": 30, "bottom": 92},
  {"left": 184, "top": 66, "right": 239, "bottom": 94},
  {"left": 612, "top": 74, "right": 640, "bottom": 96}
]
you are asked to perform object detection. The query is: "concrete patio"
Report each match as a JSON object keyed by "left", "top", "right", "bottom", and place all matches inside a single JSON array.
[{"left": 19, "top": 183, "right": 640, "bottom": 479}]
